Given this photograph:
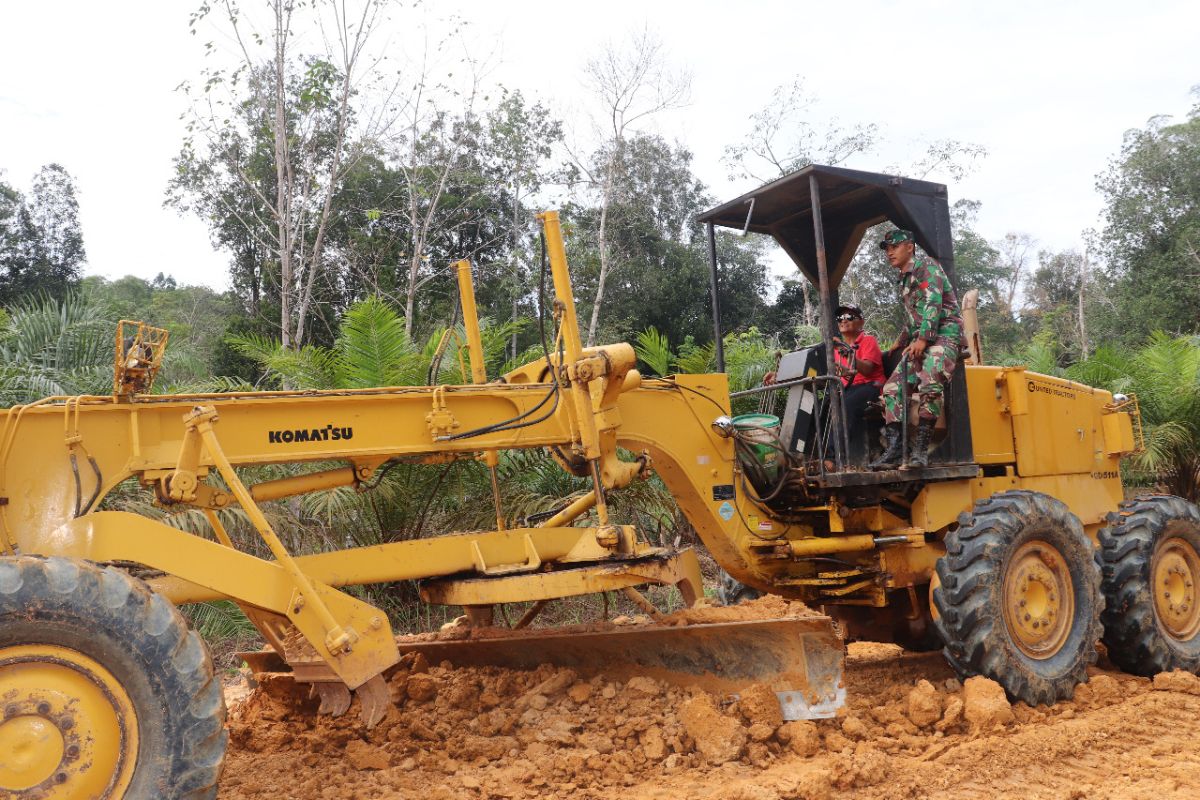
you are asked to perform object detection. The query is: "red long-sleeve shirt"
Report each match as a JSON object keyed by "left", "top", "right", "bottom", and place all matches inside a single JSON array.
[{"left": 835, "top": 332, "right": 884, "bottom": 387}]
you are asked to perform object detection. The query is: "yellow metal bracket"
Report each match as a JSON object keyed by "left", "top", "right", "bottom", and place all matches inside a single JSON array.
[
  {"left": 1103, "top": 393, "right": 1145, "bottom": 455},
  {"left": 421, "top": 549, "right": 705, "bottom": 607},
  {"left": 470, "top": 533, "right": 543, "bottom": 576},
  {"left": 426, "top": 386, "right": 460, "bottom": 439},
  {"left": 166, "top": 414, "right": 206, "bottom": 503},
  {"left": 180, "top": 405, "right": 390, "bottom": 678}
]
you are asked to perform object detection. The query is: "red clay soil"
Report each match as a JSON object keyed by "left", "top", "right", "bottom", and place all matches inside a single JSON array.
[{"left": 218, "top": 606, "right": 1200, "bottom": 799}]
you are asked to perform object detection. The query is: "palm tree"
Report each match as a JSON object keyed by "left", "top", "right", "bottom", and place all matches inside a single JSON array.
[
  {"left": 1070, "top": 333, "right": 1200, "bottom": 500},
  {"left": 634, "top": 325, "right": 779, "bottom": 417},
  {"left": 0, "top": 293, "right": 112, "bottom": 405},
  {"left": 231, "top": 295, "right": 521, "bottom": 390}
]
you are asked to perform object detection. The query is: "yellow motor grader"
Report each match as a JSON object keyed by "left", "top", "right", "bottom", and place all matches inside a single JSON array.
[{"left": 1, "top": 165, "right": 1199, "bottom": 799}]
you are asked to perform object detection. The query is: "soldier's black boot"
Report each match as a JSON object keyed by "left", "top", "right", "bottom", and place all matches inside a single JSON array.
[
  {"left": 869, "top": 422, "right": 903, "bottom": 470},
  {"left": 906, "top": 419, "right": 936, "bottom": 469}
]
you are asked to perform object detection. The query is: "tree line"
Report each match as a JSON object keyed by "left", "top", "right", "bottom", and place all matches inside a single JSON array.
[{"left": 2, "top": 3, "right": 1199, "bottom": 494}]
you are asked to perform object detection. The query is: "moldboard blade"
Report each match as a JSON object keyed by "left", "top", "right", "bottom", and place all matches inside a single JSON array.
[{"left": 398, "top": 617, "right": 845, "bottom": 720}]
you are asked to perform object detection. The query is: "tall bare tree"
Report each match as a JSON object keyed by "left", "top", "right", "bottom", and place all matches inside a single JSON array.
[
  {"left": 181, "top": 0, "right": 394, "bottom": 348},
  {"left": 993, "top": 232, "right": 1037, "bottom": 318},
  {"left": 388, "top": 42, "right": 488, "bottom": 337},
  {"left": 1078, "top": 229, "right": 1095, "bottom": 359},
  {"left": 722, "top": 78, "right": 879, "bottom": 185},
  {"left": 576, "top": 29, "right": 690, "bottom": 346},
  {"left": 722, "top": 78, "right": 878, "bottom": 327},
  {"left": 483, "top": 92, "right": 564, "bottom": 358}
]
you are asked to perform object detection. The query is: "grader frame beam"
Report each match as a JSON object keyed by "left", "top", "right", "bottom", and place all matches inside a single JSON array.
[{"left": 2, "top": 211, "right": 840, "bottom": 708}]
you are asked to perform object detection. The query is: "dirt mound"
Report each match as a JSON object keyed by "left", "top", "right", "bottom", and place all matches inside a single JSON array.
[{"left": 218, "top": 644, "right": 1200, "bottom": 799}]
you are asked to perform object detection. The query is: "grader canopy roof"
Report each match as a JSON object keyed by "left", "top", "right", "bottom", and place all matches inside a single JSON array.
[{"left": 696, "top": 164, "right": 957, "bottom": 287}]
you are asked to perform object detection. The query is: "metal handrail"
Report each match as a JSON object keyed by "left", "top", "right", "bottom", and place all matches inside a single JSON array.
[
  {"left": 731, "top": 375, "right": 850, "bottom": 478},
  {"left": 729, "top": 374, "right": 843, "bottom": 399}
]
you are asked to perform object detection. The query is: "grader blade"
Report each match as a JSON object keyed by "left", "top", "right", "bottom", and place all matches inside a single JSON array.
[{"left": 401, "top": 616, "right": 846, "bottom": 720}]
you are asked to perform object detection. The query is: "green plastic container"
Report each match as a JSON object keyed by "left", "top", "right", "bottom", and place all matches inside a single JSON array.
[{"left": 733, "top": 413, "right": 782, "bottom": 487}]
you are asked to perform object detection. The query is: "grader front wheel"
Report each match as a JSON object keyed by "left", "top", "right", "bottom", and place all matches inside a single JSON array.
[
  {"left": 0, "top": 557, "right": 226, "bottom": 799},
  {"left": 933, "top": 490, "right": 1103, "bottom": 705},
  {"left": 1098, "top": 495, "right": 1200, "bottom": 675}
]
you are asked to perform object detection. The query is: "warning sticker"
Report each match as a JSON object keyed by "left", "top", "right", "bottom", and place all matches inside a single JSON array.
[{"left": 718, "top": 501, "right": 735, "bottom": 521}]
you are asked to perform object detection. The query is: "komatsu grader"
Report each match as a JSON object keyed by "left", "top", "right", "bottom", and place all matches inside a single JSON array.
[{"left": 2, "top": 165, "right": 1200, "bottom": 798}]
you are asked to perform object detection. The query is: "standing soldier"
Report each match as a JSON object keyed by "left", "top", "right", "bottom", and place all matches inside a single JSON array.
[{"left": 869, "top": 230, "right": 964, "bottom": 469}]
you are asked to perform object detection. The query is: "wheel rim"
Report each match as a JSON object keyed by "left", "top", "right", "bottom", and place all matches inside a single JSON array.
[
  {"left": 1152, "top": 536, "right": 1200, "bottom": 641},
  {"left": 1002, "top": 540, "right": 1075, "bottom": 659},
  {"left": 0, "top": 645, "right": 138, "bottom": 798}
]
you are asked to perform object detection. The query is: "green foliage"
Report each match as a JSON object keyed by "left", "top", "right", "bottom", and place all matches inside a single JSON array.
[
  {"left": 793, "top": 324, "right": 821, "bottom": 348},
  {"left": 634, "top": 326, "right": 673, "bottom": 376},
  {"left": 232, "top": 295, "right": 525, "bottom": 390},
  {"left": 1097, "top": 98, "right": 1200, "bottom": 344},
  {"left": 334, "top": 297, "right": 424, "bottom": 388},
  {"left": 81, "top": 274, "right": 242, "bottom": 387},
  {"left": 1069, "top": 333, "right": 1200, "bottom": 499},
  {"left": 673, "top": 338, "right": 715, "bottom": 375},
  {"left": 568, "top": 135, "right": 769, "bottom": 346},
  {"left": 0, "top": 164, "right": 86, "bottom": 306},
  {"left": 722, "top": 328, "right": 776, "bottom": 392},
  {"left": 996, "top": 329, "right": 1065, "bottom": 377},
  {"left": 0, "top": 292, "right": 111, "bottom": 404},
  {"left": 182, "top": 600, "right": 260, "bottom": 642},
  {"left": 635, "top": 326, "right": 777, "bottom": 394}
]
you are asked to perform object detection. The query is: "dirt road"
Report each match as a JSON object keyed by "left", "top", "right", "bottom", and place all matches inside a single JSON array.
[{"left": 217, "top": 635, "right": 1200, "bottom": 800}]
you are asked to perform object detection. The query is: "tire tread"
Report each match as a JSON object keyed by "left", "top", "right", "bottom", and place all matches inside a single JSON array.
[
  {"left": 1098, "top": 495, "right": 1200, "bottom": 676},
  {"left": 933, "top": 490, "right": 1103, "bottom": 705},
  {"left": 0, "top": 556, "right": 225, "bottom": 799}
]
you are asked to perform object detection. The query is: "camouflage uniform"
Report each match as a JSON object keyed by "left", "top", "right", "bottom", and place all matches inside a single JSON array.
[{"left": 881, "top": 253, "right": 964, "bottom": 423}]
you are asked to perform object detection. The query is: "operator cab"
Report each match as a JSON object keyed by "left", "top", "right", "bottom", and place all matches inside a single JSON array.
[{"left": 697, "top": 165, "right": 977, "bottom": 502}]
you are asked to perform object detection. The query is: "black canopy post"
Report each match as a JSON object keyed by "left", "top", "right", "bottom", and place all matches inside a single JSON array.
[
  {"left": 706, "top": 221, "right": 726, "bottom": 373},
  {"left": 808, "top": 174, "right": 846, "bottom": 468}
]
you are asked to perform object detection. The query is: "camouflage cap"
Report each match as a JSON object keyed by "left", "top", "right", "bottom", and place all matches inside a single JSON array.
[{"left": 878, "top": 229, "right": 914, "bottom": 249}]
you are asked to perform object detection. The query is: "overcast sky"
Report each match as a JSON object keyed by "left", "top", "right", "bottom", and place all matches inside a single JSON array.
[{"left": 1, "top": 0, "right": 1195, "bottom": 293}]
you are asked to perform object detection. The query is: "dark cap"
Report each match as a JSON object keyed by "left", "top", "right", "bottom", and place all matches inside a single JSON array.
[
  {"left": 836, "top": 305, "right": 863, "bottom": 320},
  {"left": 878, "top": 229, "right": 914, "bottom": 249}
]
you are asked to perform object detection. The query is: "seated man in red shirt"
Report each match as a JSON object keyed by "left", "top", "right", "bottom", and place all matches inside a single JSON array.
[{"left": 831, "top": 305, "right": 884, "bottom": 446}]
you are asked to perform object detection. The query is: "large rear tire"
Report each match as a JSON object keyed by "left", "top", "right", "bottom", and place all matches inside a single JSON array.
[
  {"left": 0, "top": 556, "right": 226, "bottom": 799},
  {"left": 1098, "top": 495, "right": 1200, "bottom": 675},
  {"left": 932, "top": 490, "right": 1103, "bottom": 705}
]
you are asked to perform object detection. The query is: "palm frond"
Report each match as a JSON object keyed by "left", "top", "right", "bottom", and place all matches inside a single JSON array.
[
  {"left": 333, "top": 296, "right": 420, "bottom": 388},
  {"left": 1066, "top": 345, "right": 1133, "bottom": 390},
  {"left": 723, "top": 329, "right": 777, "bottom": 392},
  {"left": 165, "top": 375, "right": 257, "bottom": 394},
  {"left": 635, "top": 327, "right": 674, "bottom": 377},
  {"left": 182, "top": 600, "right": 260, "bottom": 640},
  {"left": 229, "top": 331, "right": 338, "bottom": 390},
  {"left": 674, "top": 341, "right": 715, "bottom": 374}
]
